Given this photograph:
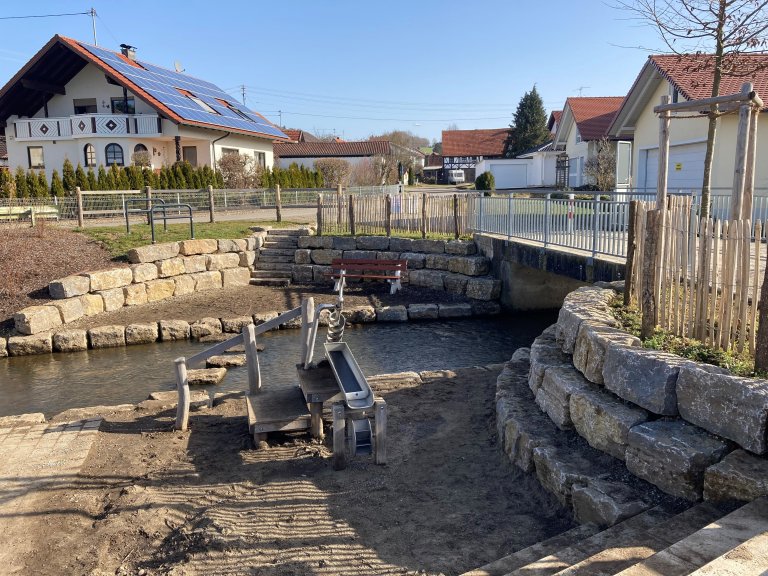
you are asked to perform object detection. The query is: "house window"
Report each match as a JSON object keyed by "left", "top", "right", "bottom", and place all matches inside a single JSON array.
[
  {"left": 222, "top": 147, "right": 239, "bottom": 156},
  {"left": 111, "top": 97, "right": 135, "bottom": 114},
  {"left": 84, "top": 144, "right": 96, "bottom": 167},
  {"left": 27, "top": 146, "right": 44, "bottom": 169},
  {"left": 176, "top": 88, "right": 219, "bottom": 114},
  {"left": 73, "top": 98, "right": 97, "bottom": 115},
  {"left": 575, "top": 129, "right": 582, "bottom": 144},
  {"left": 134, "top": 143, "right": 148, "bottom": 154},
  {"left": 182, "top": 146, "right": 198, "bottom": 166},
  {"left": 672, "top": 89, "right": 680, "bottom": 104},
  {"left": 105, "top": 143, "right": 124, "bottom": 166},
  {"left": 254, "top": 151, "right": 265, "bottom": 168}
]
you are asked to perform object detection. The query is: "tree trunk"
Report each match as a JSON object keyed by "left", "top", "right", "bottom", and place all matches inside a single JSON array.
[{"left": 754, "top": 262, "right": 768, "bottom": 371}]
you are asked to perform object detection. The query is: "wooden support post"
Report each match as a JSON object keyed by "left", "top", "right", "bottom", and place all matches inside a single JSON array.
[
  {"left": 374, "top": 399, "right": 387, "bottom": 465},
  {"left": 243, "top": 324, "right": 261, "bottom": 394},
  {"left": 144, "top": 186, "right": 153, "bottom": 226},
  {"left": 349, "top": 194, "right": 356, "bottom": 236},
  {"left": 385, "top": 194, "right": 392, "bottom": 237},
  {"left": 310, "top": 403, "right": 324, "bottom": 440},
  {"left": 174, "top": 357, "right": 190, "bottom": 431},
  {"left": 731, "top": 83, "right": 753, "bottom": 219},
  {"left": 275, "top": 184, "right": 282, "bottom": 222},
  {"left": 743, "top": 101, "right": 759, "bottom": 220},
  {"left": 300, "top": 297, "right": 314, "bottom": 366},
  {"left": 624, "top": 200, "right": 639, "bottom": 306},
  {"left": 421, "top": 193, "right": 427, "bottom": 239},
  {"left": 207, "top": 184, "right": 215, "bottom": 223},
  {"left": 332, "top": 402, "right": 347, "bottom": 471},
  {"left": 76, "top": 186, "right": 84, "bottom": 228},
  {"left": 316, "top": 194, "right": 323, "bottom": 236},
  {"left": 657, "top": 95, "right": 671, "bottom": 210},
  {"left": 453, "top": 193, "right": 460, "bottom": 239},
  {"left": 336, "top": 183, "right": 343, "bottom": 229},
  {"left": 641, "top": 209, "right": 661, "bottom": 339}
]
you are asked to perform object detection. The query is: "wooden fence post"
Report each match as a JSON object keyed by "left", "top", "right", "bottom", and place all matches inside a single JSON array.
[
  {"left": 731, "top": 83, "right": 752, "bottom": 220},
  {"left": 144, "top": 185, "right": 153, "bottom": 225},
  {"left": 349, "top": 194, "right": 356, "bottom": 236},
  {"left": 385, "top": 194, "right": 392, "bottom": 237},
  {"left": 75, "top": 186, "right": 84, "bottom": 228},
  {"left": 174, "top": 357, "right": 190, "bottom": 431},
  {"left": 316, "top": 194, "right": 323, "bottom": 236},
  {"left": 641, "top": 209, "right": 661, "bottom": 339},
  {"left": 657, "top": 95, "right": 671, "bottom": 211},
  {"left": 208, "top": 184, "right": 215, "bottom": 223},
  {"left": 300, "top": 296, "right": 315, "bottom": 366},
  {"left": 243, "top": 324, "right": 261, "bottom": 394},
  {"left": 275, "top": 184, "right": 282, "bottom": 222},
  {"left": 336, "top": 183, "right": 343, "bottom": 228},
  {"left": 453, "top": 194, "right": 460, "bottom": 239},
  {"left": 624, "top": 200, "right": 638, "bottom": 306},
  {"left": 421, "top": 193, "right": 427, "bottom": 239},
  {"left": 743, "top": 103, "right": 759, "bottom": 220}
]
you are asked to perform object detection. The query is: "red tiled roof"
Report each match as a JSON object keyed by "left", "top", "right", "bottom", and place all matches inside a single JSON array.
[
  {"left": 548, "top": 110, "right": 562, "bottom": 131},
  {"left": 650, "top": 54, "right": 768, "bottom": 105},
  {"left": 282, "top": 129, "right": 302, "bottom": 142},
  {"left": 566, "top": 97, "right": 624, "bottom": 141},
  {"left": 441, "top": 128, "right": 508, "bottom": 157},
  {"left": 275, "top": 140, "right": 394, "bottom": 157},
  {"left": 424, "top": 153, "right": 443, "bottom": 168}
]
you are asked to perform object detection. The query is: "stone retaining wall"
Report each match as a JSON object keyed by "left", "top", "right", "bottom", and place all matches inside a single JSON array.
[{"left": 501, "top": 284, "right": 768, "bottom": 507}]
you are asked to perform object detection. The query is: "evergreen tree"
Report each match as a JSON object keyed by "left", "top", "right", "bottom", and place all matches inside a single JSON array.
[
  {"left": 14, "top": 167, "right": 28, "bottom": 198},
  {"left": 159, "top": 169, "right": 169, "bottom": 190},
  {"left": 75, "top": 163, "right": 89, "bottom": 191},
  {"left": 117, "top": 167, "right": 131, "bottom": 190},
  {"left": 215, "top": 170, "right": 224, "bottom": 188},
  {"left": 261, "top": 167, "right": 271, "bottom": 188},
  {"left": 50, "top": 170, "right": 65, "bottom": 196},
  {"left": 173, "top": 164, "right": 187, "bottom": 189},
  {"left": 87, "top": 167, "right": 97, "bottom": 190},
  {"left": 166, "top": 166, "right": 177, "bottom": 189},
  {"left": 62, "top": 158, "right": 76, "bottom": 192},
  {"left": 108, "top": 164, "right": 121, "bottom": 190},
  {"left": 37, "top": 171, "right": 49, "bottom": 197},
  {"left": 97, "top": 165, "right": 109, "bottom": 190},
  {"left": 0, "top": 169, "right": 9, "bottom": 198},
  {"left": 26, "top": 171, "right": 38, "bottom": 198},
  {"left": 505, "top": 85, "right": 550, "bottom": 158},
  {"left": 127, "top": 166, "right": 144, "bottom": 190}
]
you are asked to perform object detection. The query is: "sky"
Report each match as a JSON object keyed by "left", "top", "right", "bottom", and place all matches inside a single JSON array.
[{"left": 0, "top": 1, "right": 667, "bottom": 143}]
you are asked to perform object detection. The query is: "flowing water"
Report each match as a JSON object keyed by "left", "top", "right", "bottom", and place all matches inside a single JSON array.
[{"left": 0, "top": 313, "right": 556, "bottom": 417}]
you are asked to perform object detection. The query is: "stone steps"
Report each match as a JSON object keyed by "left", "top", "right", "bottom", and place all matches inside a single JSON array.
[
  {"left": 249, "top": 278, "right": 291, "bottom": 287},
  {"left": 258, "top": 248, "right": 296, "bottom": 257},
  {"left": 252, "top": 262, "right": 294, "bottom": 272},
  {"left": 250, "top": 270, "right": 292, "bottom": 279},
  {"left": 255, "top": 254, "right": 295, "bottom": 263},
  {"left": 263, "top": 240, "right": 298, "bottom": 249},
  {"left": 266, "top": 228, "right": 308, "bottom": 237}
]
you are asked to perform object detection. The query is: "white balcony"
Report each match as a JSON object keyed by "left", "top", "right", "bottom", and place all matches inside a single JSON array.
[{"left": 12, "top": 114, "right": 162, "bottom": 141}]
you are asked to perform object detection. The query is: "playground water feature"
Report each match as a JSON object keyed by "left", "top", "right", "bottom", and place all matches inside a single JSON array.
[{"left": 0, "top": 312, "right": 556, "bottom": 418}]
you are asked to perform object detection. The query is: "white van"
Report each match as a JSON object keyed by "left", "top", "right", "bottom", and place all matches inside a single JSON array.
[{"left": 448, "top": 169, "right": 465, "bottom": 184}]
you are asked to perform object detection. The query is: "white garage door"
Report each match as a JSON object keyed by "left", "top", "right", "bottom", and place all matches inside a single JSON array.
[
  {"left": 490, "top": 163, "right": 528, "bottom": 189},
  {"left": 641, "top": 142, "right": 705, "bottom": 192}
]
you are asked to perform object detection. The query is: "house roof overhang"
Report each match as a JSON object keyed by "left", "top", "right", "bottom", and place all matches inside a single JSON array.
[
  {"left": 552, "top": 105, "right": 575, "bottom": 149},
  {"left": 608, "top": 59, "right": 665, "bottom": 139}
]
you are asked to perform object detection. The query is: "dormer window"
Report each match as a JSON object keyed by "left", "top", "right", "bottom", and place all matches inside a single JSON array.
[
  {"left": 177, "top": 88, "right": 219, "bottom": 114},
  {"left": 214, "top": 97, "right": 253, "bottom": 121}
]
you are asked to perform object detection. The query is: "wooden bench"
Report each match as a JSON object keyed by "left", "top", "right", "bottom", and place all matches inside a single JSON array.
[
  {"left": 0, "top": 205, "right": 59, "bottom": 224},
  {"left": 329, "top": 258, "right": 407, "bottom": 294}
]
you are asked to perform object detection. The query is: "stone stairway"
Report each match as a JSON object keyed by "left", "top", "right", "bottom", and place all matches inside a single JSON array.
[
  {"left": 462, "top": 498, "right": 768, "bottom": 576},
  {"left": 250, "top": 228, "right": 304, "bottom": 287}
]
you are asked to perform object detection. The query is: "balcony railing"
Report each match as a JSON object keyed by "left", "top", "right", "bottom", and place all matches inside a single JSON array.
[{"left": 12, "top": 114, "right": 162, "bottom": 140}]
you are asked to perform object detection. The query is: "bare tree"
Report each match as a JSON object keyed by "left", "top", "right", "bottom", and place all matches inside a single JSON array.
[
  {"left": 584, "top": 137, "right": 617, "bottom": 190},
  {"left": 616, "top": 0, "right": 768, "bottom": 216},
  {"left": 315, "top": 158, "right": 352, "bottom": 187}
]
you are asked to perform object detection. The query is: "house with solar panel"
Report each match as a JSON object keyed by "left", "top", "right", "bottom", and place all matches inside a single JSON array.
[{"left": 0, "top": 35, "right": 288, "bottom": 180}]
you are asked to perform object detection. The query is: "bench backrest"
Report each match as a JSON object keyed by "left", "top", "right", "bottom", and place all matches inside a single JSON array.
[{"left": 330, "top": 258, "right": 407, "bottom": 272}]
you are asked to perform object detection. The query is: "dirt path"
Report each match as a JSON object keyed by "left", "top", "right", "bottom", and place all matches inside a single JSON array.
[{"left": 5, "top": 366, "right": 574, "bottom": 576}]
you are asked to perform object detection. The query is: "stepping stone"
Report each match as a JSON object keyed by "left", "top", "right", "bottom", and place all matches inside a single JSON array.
[
  {"left": 207, "top": 354, "right": 247, "bottom": 368},
  {"left": 187, "top": 368, "right": 227, "bottom": 386},
  {"left": 148, "top": 390, "right": 211, "bottom": 409}
]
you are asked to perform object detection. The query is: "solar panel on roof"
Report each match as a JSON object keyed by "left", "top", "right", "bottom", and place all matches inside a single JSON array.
[{"left": 79, "top": 43, "right": 286, "bottom": 139}]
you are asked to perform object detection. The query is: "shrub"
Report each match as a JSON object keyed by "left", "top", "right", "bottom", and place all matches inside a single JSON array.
[
  {"left": 75, "top": 163, "right": 89, "bottom": 191},
  {"left": 62, "top": 158, "right": 76, "bottom": 193},
  {"left": 50, "top": 170, "right": 65, "bottom": 196},
  {"left": 475, "top": 171, "right": 496, "bottom": 191},
  {"left": 315, "top": 158, "right": 351, "bottom": 187},
  {"left": 131, "top": 150, "right": 152, "bottom": 167},
  {"left": 15, "top": 167, "right": 28, "bottom": 198}
]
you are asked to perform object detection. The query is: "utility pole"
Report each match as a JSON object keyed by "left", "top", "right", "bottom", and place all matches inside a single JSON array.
[
  {"left": 90, "top": 7, "right": 98, "bottom": 45},
  {"left": 575, "top": 86, "right": 590, "bottom": 97},
  {"left": 278, "top": 110, "right": 282, "bottom": 126},
  {"left": 240, "top": 85, "right": 246, "bottom": 105}
]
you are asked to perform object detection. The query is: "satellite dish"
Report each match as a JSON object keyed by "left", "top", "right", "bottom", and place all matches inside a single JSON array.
[{"left": 174, "top": 61, "right": 185, "bottom": 73}]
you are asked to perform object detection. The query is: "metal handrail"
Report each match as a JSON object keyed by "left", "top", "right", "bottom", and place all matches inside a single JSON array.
[
  {"left": 149, "top": 203, "right": 194, "bottom": 243},
  {"left": 124, "top": 197, "right": 166, "bottom": 233}
]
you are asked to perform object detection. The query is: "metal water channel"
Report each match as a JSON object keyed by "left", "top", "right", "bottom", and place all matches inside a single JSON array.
[{"left": 0, "top": 313, "right": 556, "bottom": 418}]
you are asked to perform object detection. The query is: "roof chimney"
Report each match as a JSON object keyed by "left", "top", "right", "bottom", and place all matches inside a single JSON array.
[{"left": 119, "top": 44, "right": 137, "bottom": 61}]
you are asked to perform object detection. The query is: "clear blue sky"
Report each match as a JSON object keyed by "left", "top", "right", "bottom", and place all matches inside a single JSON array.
[{"left": 0, "top": 1, "right": 664, "bottom": 143}]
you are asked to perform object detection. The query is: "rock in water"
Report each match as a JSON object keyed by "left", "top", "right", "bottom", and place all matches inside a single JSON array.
[
  {"left": 207, "top": 354, "right": 247, "bottom": 368},
  {"left": 187, "top": 368, "right": 227, "bottom": 385}
]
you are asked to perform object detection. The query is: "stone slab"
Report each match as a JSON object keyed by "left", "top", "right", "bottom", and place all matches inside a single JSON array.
[
  {"left": 148, "top": 390, "right": 211, "bottom": 410},
  {"left": 98, "top": 287, "right": 125, "bottom": 311},
  {"left": 445, "top": 240, "right": 477, "bottom": 256},
  {"left": 156, "top": 257, "right": 185, "bottom": 278},
  {"left": 447, "top": 256, "right": 489, "bottom": 276},
  {"left": 376, "top": 305, "right": 408, "bottom": 322},
  {"left": 529, "top": 331, "right": 572, "bottom": 393},
  {"left": 572, "top": 479, "right": 651, "bottom": 527},
  {"left": 221, "top": 316, "right": 253, "bottom": 333},
  {"left": 341, "top": 306, "right": 376, "bottom": 323},
  {"left": 191, "top": 271, "right": 222, "bottom": 291},
  {"left": 48, "top": 275, "right": 90, "bottom": 299},
  {"left": 123, "top": 283, "right": 148, "bottom": 307},
  {"left": 465, "top": 277, "right": 501, "bottom": 300},
  {"left": 52, "top": 329, "right": 88, "bottom": 352},
  {"left": 407, "top": 303, "right": 439, "bottom": 320},
  {"left": 221, "top": 267, "right": 251, "bottom": 286},
  {"left": 86, "top": 268, "right": 133, "bottom": 291},
  {"left": 125, "top": 323, "right": 159, "bottom": 345},
  {"left": 145, "top": 278, "right": 176, "bottom": 302},
  {"left": 187, "top": 368, "right": 227, "bottom": 385},
  {"left": 127, "top": 242, "right": 179, "bottom": 263},
  {"left": 704, "top": 450, "right": 768, "bottom": 502},
  {"left": 80, "top": 293, "right": 104, "bottom": 316},
  {"left": 131, "top": 263, "right": 158, "bottom": 283},
  {"left": 173, "top": 275, "right": 196, "bottom": 296},
  {"left": 532, "top": 445, "right": 608, "bottom": 507},
  {"left": 206, "top": 354, "right": 247, "bottom": 368},
  {"left": 178, "top": 238, "right": 218, "bottom": 256},
  {"left": 356, "top": 236, "right": 389, "bottom": 250},
  {"left": 217, "top": 239, "right": 239, "bottom": 253},
  {"left": 14, "top": 305, "right": 62, "bottom": 335},
  {"left": 190, "top": 318, "right": 223, "bottom": 339},
  {"left": 438, "top": 302, "right": 472, "bottom": 318},
  {"left": 88, "top": 325, "right": 125, "bottom": 349},
  {"left": 206, "top": 252, "right": 240, "bottom": 271},
  {"left": 183, "top": 255, "right": 207, "bottom": 274},
  {"left": 572, "top": 321, "right": 641, "bottom": 384},
  {"left": 310, "top": 249, "right": 342, "bottom": 265},
  {"left": 159, "top": 320, "right": 190, "bottom": 341},
  {"left": 536, "top": 365, "right": 591, "bottom": 429}
]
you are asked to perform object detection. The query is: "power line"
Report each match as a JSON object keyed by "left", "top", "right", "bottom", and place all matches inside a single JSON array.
[
  {"left": 0, "top": 11, "right": 91, "bottom": 20},
  {"left": 259, "top": 110, "right": 510, "bottom": 122}
]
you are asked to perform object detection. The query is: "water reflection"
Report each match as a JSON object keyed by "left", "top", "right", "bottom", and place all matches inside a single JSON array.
[{"left": 0, "top": 313, "right": 555, "bottom": 417}]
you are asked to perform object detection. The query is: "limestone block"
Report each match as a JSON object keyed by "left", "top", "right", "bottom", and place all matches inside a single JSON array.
[
  {"left": 443, "top": 273, "right": 468, "bottom": 295},
  {"left": 221, "top": 267, "right": 251, "bottom": 286},
  {"left": 148, "top": 390, "right": 211, "bottom": 410},
  {"left": 48, "top": 275, "right": 90, "bottom": 299},
  {"left": 438, "top": 303, "right": 472, "bottom": 318},
  {"left": 127, "top": 242, "right": 179, "bottom": 264},
  {"left": 233, "top": 239, "right": 248, "bottom": 252},
  {"left": 332, "top": 237, "right": 356, "bottom": 250},
  {"left": 156, "top": 257, "right": 185, "bottom": 278},
  {"left": 145, "top": 279, "right": 176, "bottom": 302},
  {"left": 399, "top": 252, "right": 426, "bottom": 269},
  {"left": 626, "top": 420, "right": 733, "bottom": 500},
  {"left": 312, "top": 265, "right": 331, "bottom": 282},
  {"left": 14, "top": 306, "right": 62, "bottom": 335},
  {"left": 221, "top": 316, "right": 253, "bottom": 333},
  {"left": 239, "top": 251, "right": 257, "bottom": 267},
  {"left": 298, "top": 236, "right": 333, "bottom": 249},
  {"left": 425, "top": 253, "right": 451, "bottom": 270},
  {"left": 290, "top": 265, "right": 313, "bottom": 283},
  {"left": 123, "top": 283, "right": 148, "bottom": 306},
  {"left": 207, "top": 354, "right": 247, "bottom": 368},
  {"left": 572, "top": 321, "right": 641, "bottom": 385},
  {"left": 160, "top": 320, "right": 190, "bottom": 341},
  {"left": 341, "top": 306, "right": 376, "bottom": 323},
  {"left": 250, "top": 234, "right": 265, "bottom": 250},
  {"left": 389, "top": 237, "right": 413, "bottom": 252},
  {"left": 408, "top": 303, "right": 439, "bottom": 320},
  {"left": 190, "top": 317, "right": 223, "bottom": 339},
  {"left": 572, "top": 480, "right": 650, "bottom": 527},
  {"left": 294, "top": 249, "right": 312, "bottom": 265},
  {"left": 409, "top": 269, "right": 446, "bottom": 290},
  {"left": 0, "top": 337, "right": 6, "bottom": 358},
  {"left": 253, "top": 311, "right": 280, "bottom": 330},
  {"left": 447, "top": 256, "right": 489, "bottom": 276},
  {"left": 536, "top": 365, "right": 591, "bottom": 429},
  {"left": 412, "top": 239, "right": 445, "bottom": 253},
  {"left": 183, "top": 255, "right": 208, "bottom": 274},
  {"left": 311, "top": 249, "right": 343, "bottom": 265},
  {"left": 80, "top": 293, "right": 104, "bottom": 316},
  {"left": 217, "top": 239, "right": 239, "bottom": 253},
  {"left": 50, "top": 298, "right": 85, "bottom": 324},
  {"left": 471, "top": 301, "right": 502, "bottom": 316},
  {"left": 88, "top": 325, "right": 126, "bottom": 349},
  {"left": 8, "top": 332, "right": 53, "bottom": 356},
  {"left": 86, "top": 268, "right": 133, "bottom": 291},
  {"left": 676, "top": 363, "right": 768, "bottom": 454},
  {"left": 192, "top": 271, "right": 223, "bottom": 291},
  {"left": 377, "top": 251, "right": 401, "bottom": 260},
  {"left": 206, "top": 253, "right": 240, "bottom": 271},
  {"left": 556, "top": 304, "right": 617, "bottom": 354},
  {"left": 445, "top": 240, "right": 477, "bottom": 256},
  {"left": 125, "top": 323, "right": 159, "bottom": 345},
  {"left": 99, "top": 288, "right": 125, "bottom": 312},
  {"left": 342, "top": 250, "right": 377, "bottom": 260},
  {"left": 529, "top": 329, "right": 572, "bottom": 393},
  {"left": 570, "top": 385, "right": 649, "bottom": 460},
  {"left": 466, "top": 277, "right": 501, "bottom": 301},
  {"left": 376, "top": 305, "right": 408, "bottom": 322},
  {"left": 603, "top": 346, "right": 689, "bottom": 415},
  {"left": 131, "top": 263, "right": 158, "bottom": 283},
  {"left": 356, "top": 236, "right": 389, "bottom": 250},
  {"left": 52, "top": 330, "right": 88, "bottom": 352},
  {"left": 187, "top": 368, "right": 227, "bottom": 385},
  {"left": 173, "top": 275, "right": 196, "bottom": 296},
  {"left": 532, "top": 445, "right": 607, "bottom": 507},
  {"left": 704, "top": 450, "right": 768, "bottom": 502},
  {"left": 178, "top": 238, "right": 218, "bottom": 256}
]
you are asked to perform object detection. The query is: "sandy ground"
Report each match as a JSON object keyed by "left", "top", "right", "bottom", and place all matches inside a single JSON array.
[{"left": 3, "top": 366, "right": 575, "bottom": 576}]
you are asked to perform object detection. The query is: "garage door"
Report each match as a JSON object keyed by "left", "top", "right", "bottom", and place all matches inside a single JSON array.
[
  {"left": 641, "top": 142, "right": 705, "bottom": 192},
  {"left": 490, "top": 163, "right": 528, "bottom": 189}
]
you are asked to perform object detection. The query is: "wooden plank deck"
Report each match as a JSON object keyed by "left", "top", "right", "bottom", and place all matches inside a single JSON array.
[{"left": 246, "top": 386, "right": 311, "bottom": 435}]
